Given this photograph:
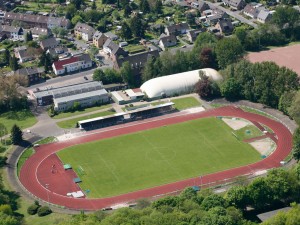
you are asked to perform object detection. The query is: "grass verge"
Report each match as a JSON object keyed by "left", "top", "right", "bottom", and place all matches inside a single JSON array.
[
  {"left": 56, "top": 110, "right": 115, "bottom": 129},
  {"left": 52, "top": 104, "right": 111, "bottom": 119},
  {"left": 233, "top": 125, "right": 263, "bottom": 141},
  {"left": 171, "top": 97, "right": 201, "bottom": 110},
  {"left": 0, "top": 109, "right": 37, "bottom": 131}
]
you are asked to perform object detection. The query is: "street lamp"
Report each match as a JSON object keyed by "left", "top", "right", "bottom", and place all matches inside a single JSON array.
[{"left": 45, "top": 184, "right": 50, "bottom": 204}]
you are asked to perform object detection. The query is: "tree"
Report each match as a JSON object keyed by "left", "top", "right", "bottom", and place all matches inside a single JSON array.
[
  {"left": 221, "top": 77, "right": 241, "bottom": 100},
  {"left": 71, "top": 0, "right": 84, "bottom": 9},
  {"left": 10, "top": 124, "right": 23, "bottom": 145},
  {"left": 225, "top": 186, "right": 249, "bottom": 210},
  {"left": 278, "top": 91, "right": 296, "bottom": 115},
  {"left": 0, "top": 123, "right": 7, "bottom": 145},
  {"left": 93, "top": 69, "right": 106, "bottom": 82},
  {"left": 136, "top": 198, "right": 151, "bottom": 209},
  {"left": 215, "top": 37, "right": 244, "bottom": 69},
  {"left": 120, "top": 22, "right": 132, "bottom": 40},
  {"left": 153, "top": 0, "right": 162, "bottom": 14},
  {"left": 58, "top": 28, "right": 68, "bottom": 38},
  {"left": 292, "top": 128, "right": 300, "bottom": 162},
  {"left": 288, "top": 91, "right": 300, "bottom": 125},
  {"left": 71, "top": 15, "right": 82, "bottom": 25},
  {"left": 25, "top": 31, "right": 33, "bottom": 42},
  {"left": 195, "top": 72, "right": 214, "bottom": 99},
  {"left": 9, "top": 55, "right": 18, "bottom": 71},
  {"left": 186, "top": 13, "right": 195, "bottom": 26},
  {"left": 130, "top": 15, "right": 145, "bottom": 38},
  {"left": 120, "top": 62, "right": 135, "bottom": 86},
  {"left": 124, "top": 4, "right": 132, "bottom": 18},
  {"left": 247, "top": 177, "right": 272, "bottom": 209},
  {"left": 51, "top": 27, "right": 60, "bottom": 37},
  {"left": 200, "top": 47, "right": 216, "bottom": 69},
  {"left": 201, "top": 194, "right": 227, "bottom": 210},
  {"left": 139, "top": 0, "right": 150, "bottom": 13},
  {"left": 91, "top": 0, "right": 97, "bottom": 9}
]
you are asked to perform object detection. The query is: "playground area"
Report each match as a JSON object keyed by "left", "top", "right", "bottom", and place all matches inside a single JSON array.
[{"left": 19, "top": 106, "right": 293, "bottom": 210}]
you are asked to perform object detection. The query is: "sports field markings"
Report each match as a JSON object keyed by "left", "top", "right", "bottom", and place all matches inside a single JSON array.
[{"left": 138, "top": 133, "right": 183, "bottom": 178}]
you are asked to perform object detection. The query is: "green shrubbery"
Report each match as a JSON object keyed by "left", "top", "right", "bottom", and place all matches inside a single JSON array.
[{"left": 37, "top": 206, "right": 52, "bottom": 217}]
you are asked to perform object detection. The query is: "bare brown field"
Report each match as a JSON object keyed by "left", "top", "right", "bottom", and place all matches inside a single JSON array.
[{"left": 247, "top": 44, "right": 300, "bottom": 76}]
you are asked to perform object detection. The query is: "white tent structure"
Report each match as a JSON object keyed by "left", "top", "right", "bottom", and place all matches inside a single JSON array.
[{"left": 140, "top": 68, "right": 223, "bottom": 98}]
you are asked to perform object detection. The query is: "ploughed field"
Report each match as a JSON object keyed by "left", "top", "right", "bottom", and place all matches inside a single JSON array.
[{"left": 57, "top": 117, "right": 261, "bottom": 198}]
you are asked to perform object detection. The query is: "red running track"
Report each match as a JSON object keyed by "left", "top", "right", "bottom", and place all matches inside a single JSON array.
[{"left": 20, "top": 106, "right": 293, "bottom": 210}]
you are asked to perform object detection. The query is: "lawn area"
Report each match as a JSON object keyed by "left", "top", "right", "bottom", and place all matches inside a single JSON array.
[
  {"left": 52, "top": 104, "right": 111, "bottom": 119},
  {"left": 0, "top": 110, "right": 37, "bottom": 131},
  {"left": 123, "top": 45, "right": 146, "bottom": 54},
  {"left": 233, "top": 125, "right": 263, "bottom": 141},
  {"left": 56, "top": 110, "right": 115, "bottom": 129},
  {"left": 171, "top": 97, "right": 201, "bottom": 110},
  {"left": 57, "top": 117, "right": 261, "bottom": 198}
]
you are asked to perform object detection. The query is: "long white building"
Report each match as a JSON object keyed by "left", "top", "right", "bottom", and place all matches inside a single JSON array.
[{"left": 140, "top": 68, "right": 222, "bottom": 99}]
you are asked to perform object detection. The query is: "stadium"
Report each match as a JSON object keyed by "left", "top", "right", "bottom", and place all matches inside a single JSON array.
[{"left": 19, "top": 105, "right": 293, "bottom": 211}]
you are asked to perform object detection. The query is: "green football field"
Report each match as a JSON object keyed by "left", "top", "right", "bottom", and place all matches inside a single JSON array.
[{"left": 57, "top": 117, "right": 261, "bottom": 198}]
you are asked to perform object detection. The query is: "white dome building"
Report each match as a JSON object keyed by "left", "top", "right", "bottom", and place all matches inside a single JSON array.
[{"left": 140, "top": 68, "right": 222, "bottom": 99}]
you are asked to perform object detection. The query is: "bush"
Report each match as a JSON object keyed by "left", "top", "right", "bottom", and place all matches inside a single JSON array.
[
  {"left": 27, "top": 204, "right": 39, "bottom": 215},
  {"left": 37, "top": 206, "right": 52, "bottom": 217}
]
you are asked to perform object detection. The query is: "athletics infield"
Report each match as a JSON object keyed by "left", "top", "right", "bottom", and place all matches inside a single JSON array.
[{"left": 19, "top": 106, "right": 293, "bottom": 210}]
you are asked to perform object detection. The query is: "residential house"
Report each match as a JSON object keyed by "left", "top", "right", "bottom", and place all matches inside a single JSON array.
[
  {"left": 223, "top": 0, "right": 246, "bottom": 10},
  {"left": 159, "top": 34, "right": 177, "bottom": 50},
  {"left": 74, "top": 22, "right": 95, "bottom": 41},
  {"left": 14, "top": 46, "right": 39, "bottom": 63},
  {"left": 114, "top": 50, "right": 159, "bottom": 76},
  {"left": 93, "top": 31, "right": 108, "bottom": 48},
  {"left": 40, "top": 37, "right": 59, "bottom": 50},
  {"left": 206, "top": 12, "right": 229, "bottom": 25},
  {"left": 191, "top": 1, "right": 210, "bottom": 12},
  {"left": 0, "top": 10, "right": 5, "bottom": 22},
  {"left": 103, "top": 39, "right": 128, "bottom": 61},
  {"left": 187, "top": 29, "right": 205, "bottom": 42},
  {"left": 243, "top": 3, "right": 264, "bottom": 19},
  {"left": 257, "top": 10, "right": 273, "bottom": 23},
  {"left": 104, "top": 31, "right": 118, "bottom": 41},
  {"left": 165, "top": 23, "right": 190, "bottom": 36},
  {"left": 15, "top": 67, "right": 45, "bottom": 85},
  {"left": 0, "top": 25, "right": 23, "bottom": 39},
  {"left": 202, "top": 9, "right": 213, "bottom": 16},
  {"left": 215, "top": 18, "right": 234, "bottom": 35},
  {"left": 31, "top": 27, "right": 51, "bottom": 39},
  {"left": 52, "top": 54, "right": 93, "bottom": 75},
  {"left": 3, "top": 12, "right": 70, "bottom": 29},
  {"left": 47, "top": 46, "right": 69, "bottom": 58}
]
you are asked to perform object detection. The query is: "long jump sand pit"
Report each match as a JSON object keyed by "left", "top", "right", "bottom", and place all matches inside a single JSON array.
[
  {"left": 247, "top": 44, "right": 300, "bottom": 76},
  {"left": 249, "top": 138, "right": 276, "bottom": 156},
  {"left": 222, "top": 117, "right": 250, "bottom": 130}
]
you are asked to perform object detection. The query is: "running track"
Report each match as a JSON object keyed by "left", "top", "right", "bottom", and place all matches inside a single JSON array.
[{"left": 20, "top": 106, "right": 293, "bottom": 210}]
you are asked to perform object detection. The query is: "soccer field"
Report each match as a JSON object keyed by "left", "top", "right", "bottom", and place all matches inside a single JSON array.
[{"left": 57, "top": 117, "right": 261, "bottom": 198}]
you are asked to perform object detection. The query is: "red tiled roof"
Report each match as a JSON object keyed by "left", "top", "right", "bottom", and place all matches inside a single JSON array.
[
  {"left": 53, "top": 57, "right": 78, "bottom": 70},
  {"left": 132, "top": 88, "right": 142, "bottom": 93}
]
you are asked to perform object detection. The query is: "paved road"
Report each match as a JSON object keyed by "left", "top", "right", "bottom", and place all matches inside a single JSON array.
[{"left": 205, "top": 1, "right": 258, "bottom": 28}]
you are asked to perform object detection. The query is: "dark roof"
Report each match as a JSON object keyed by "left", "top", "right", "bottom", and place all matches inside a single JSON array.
[
  {"left": 165, "top": 23, "right": 190, "bottom": 34},
  {"left": 217, "top": 18, "right": 234, "bottom": 33},
  {"left": 198, "top": 1, "right": 210, "bottom": 11},
  {"left": 15, "top": 67, "right": 45, "bottom": 76},
  {"left": 104, "top": 31, "right": 118, "bottom": 40},
  {"left": 115, "top": 50, "right": 159, "bottom": 69},
  {"left": 53, "top": 54, "right": 91, "bottom": 70},
  {"left": 18, "top": 48, "right": 34, "bottom": 59},
  {"left": 74, "top": 22, "right": 95, "bottom": 36},
  {"left": 31, "top": 27, "right": 50, "bottom": 36},
  {"left": 103, "top": 39, "right": 127, "bottom": 56},
  {"left": 159, "top": 34, "right": 177, "bottom": 46},
  {"left": 4, "top": 12, "right": 69, "bottom": 26},
  {"left": 40, "top": 37, "right": 58, "bottom": 49},
  {"left": 0, "top": 25, "right": 22, "bottom": 33},
  {"left": 257, "top": 207, "right": 291, "bottom": 222},
  {"left": 93, "top": 31, "right": 105, "bottom": 40},
  {"left": 187, "top": 28, "right": 205, "bottom": 41}
]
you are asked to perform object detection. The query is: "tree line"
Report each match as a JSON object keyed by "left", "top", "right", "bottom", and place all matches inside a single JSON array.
[{"left": 52, "top": 165, "right": 300, "bottom": 225}]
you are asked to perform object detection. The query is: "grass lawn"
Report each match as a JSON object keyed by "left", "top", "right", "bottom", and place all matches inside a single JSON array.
[
  {"left": 123, "top": 45, "right": 146, "bottom": 54},
  {"left": 56, "top": 110, "right": 115, "bottom": 129},
  {"left": 52, "top": 104, "right": 111, "bottom": 119},
  {"left": 233, "top": 125, "right": 263, "bottom": 141},
  {"left": 171, "top": 97, "right": 201, "bottom": 110},
  {"left": 0, "top": 110, "right": 37, "bottom": 131},
  {"left": 57, "top": 117, "right": 261, "bottom": 198}
]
